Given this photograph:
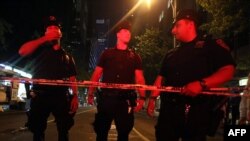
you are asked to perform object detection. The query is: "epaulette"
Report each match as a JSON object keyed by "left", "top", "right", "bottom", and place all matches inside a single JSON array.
[
  {"left": 128, "top": 48, "right": 133, "bottom": 52},
  {"left": 194, "top": 34, "right": 212, "bottom": 49},
  {"left": 215, "top": 39, "right": 230, "bottom": 51},
  {"left": 164, "top": 47, "right": 179, "bottom": 60},
  {"left": 127, "top": 48, "right": 136, "bottom": 58}
]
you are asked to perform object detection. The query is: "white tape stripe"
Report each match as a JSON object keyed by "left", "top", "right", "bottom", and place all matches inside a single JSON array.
[{"left": 1, "top": 77, "right": 248, "bottom": 97}]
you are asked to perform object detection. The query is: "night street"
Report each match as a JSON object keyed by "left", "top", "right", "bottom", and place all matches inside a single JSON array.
[
  {"left": 0, "top": 1, "right": 249, "bottom": 141},
  {"left": 0, "top": 106, "right": 223, "bottom": 141}
]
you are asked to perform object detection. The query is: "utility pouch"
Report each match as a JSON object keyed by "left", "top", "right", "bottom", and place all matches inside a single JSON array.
[{"left": 127, "top": 91, "right": 137, "bottom": 107}]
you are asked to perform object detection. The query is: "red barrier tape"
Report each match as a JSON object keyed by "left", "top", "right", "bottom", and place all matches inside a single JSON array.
[{"left": 0, "top": 77, "right": 249, "bottom": 97}]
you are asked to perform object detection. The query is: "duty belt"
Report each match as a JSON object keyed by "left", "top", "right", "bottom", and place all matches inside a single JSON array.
[{"left": 101, "top": 90, "right": 136, "bottom": 99}]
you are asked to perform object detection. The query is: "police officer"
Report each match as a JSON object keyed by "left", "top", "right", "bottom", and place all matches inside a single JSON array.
[
  {"left": 87, "top": 20, "right": 146, "bottom": 141},
  {"left": 239, "top": 72, "right": 250, "bottom": 125},
  {"left": 19, "top": 16, "right": 78, "bottom": 141},
  {"left": 147, "top": 9, "right": 236, "bottom": 141}
]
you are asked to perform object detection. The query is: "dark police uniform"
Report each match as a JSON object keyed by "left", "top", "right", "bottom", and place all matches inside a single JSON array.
[
  {"left": 26, "top": 44, "right": 77, "bottom": 141},
  {"left": 156, "top": 37, "right": 236, "bottom": 141},
  {"left": 93, "top": 47, "right": 142, "bottom": 141}
]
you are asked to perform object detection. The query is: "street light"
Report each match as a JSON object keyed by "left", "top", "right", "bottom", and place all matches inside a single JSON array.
[
  {"left": 168, "top": 0, "right": 177, "bottom": 48},
  {"left": 145, "top": 0, "right": 152, "bottom": 9},
  {"left": 107, "top": 0, "right": 152, "bottom": 35}
]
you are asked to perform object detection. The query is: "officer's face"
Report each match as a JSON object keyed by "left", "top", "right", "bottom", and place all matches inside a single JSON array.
[
  {"left": 117, "top": 29, "right": 131, "bottom": 44},
  {"left": 171, "top": 19, "right": 194, "bottom": 42}
]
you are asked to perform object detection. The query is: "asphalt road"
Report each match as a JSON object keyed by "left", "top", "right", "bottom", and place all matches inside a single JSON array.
[{"left": 0, "top": 106, "right": 223, "bottom": 141}]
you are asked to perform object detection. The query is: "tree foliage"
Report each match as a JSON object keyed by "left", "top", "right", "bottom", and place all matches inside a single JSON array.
[
  {"left": 132, "top": 27, "right": 168, "bottom": 84},
  {"left": 197, "top": 0, "right": 250, "bottom": 75},
  {"left": 235, "top": 47, "right": 250, "bottom": 71},
  {"left": 197, "top": 0, "right": 249, "bottom": 38}
]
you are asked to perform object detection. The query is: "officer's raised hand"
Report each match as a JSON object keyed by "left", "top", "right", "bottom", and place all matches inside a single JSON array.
[{"left": 44, "top": 25, "right": 62, "bottom": 42}]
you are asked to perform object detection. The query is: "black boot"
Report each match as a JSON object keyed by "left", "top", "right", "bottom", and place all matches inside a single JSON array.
[{"left": 33, "top": 132, "right": 45, "bottom": 141}]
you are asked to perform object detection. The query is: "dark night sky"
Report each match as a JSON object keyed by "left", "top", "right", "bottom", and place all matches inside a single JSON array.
[
  {"left": 0, "top": 0, "right": 134, "bottom": 47},
  {"left": 0, "top": 0, "right": 162, "bottom": 66},
  {"left": 1, "top": 0, "right": 73, "bottom": 43},
  {"left": 0, "top": 0, "right": 133, "bottom": 61}
]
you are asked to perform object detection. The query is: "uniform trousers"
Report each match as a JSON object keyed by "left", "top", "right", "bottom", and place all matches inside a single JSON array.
[
  {"left": 155, "top": 94, "right": 212, "bottom": 141},
  {"left": 93, "top": 96, "right": 134, "bottom": 141},
  {"left": 28, "top": 90, "right": 74, "bottom": 141}
]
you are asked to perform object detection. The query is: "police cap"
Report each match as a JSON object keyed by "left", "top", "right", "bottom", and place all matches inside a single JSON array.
[
  {"left": 173, "top": 9, "right": 200, "bottom": 26},
  {"left": 44, "top": 16, "right": 61, "bottom": 29}
]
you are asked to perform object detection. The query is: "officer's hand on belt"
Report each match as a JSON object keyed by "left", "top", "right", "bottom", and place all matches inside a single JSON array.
[
  {"left": 87, "top": 94, "right": 94, "bottom": 105},
  {"left": 147, "top": 97, "right": 156, "bottom": 117},
  {"left": 134, "top": 97, "right": 145, "bottom": 112},
  {"left": 69, "top": 95, "right": 78, "bottom": 114}
]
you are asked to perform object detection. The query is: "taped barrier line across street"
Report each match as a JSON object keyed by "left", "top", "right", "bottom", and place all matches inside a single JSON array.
[{"left": 0, "top": 77, "right": 249, "bottom": 97}]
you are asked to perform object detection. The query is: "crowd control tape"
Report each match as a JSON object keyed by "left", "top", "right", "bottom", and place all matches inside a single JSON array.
[{"left": 0, "top": 77, "right": 249, "bottom": 97}]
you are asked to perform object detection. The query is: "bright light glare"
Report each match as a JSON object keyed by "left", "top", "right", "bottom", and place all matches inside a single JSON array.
[
  {"left": 105, "top": 0, "right": 152, "bottom": 35},
  {"left": 18, "top": 83, "right": 27, "bottom": 101},
  {"left": 239, "top": 78, "right": 248, "bottom": 86},
  {"left": 139, "top": 0, "right": 152, "bottom": 9},
  {"left": 146, "top": 0, "right": 151, "bottom": 9}
]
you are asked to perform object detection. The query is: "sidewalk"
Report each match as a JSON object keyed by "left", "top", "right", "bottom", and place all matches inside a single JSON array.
[{"left": 0, "top": 109, "right": 26, "bottom": 115}]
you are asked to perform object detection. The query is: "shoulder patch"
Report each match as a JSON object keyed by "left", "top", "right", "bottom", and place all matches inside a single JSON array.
[{"left": 216, "top": 39, "right": 230, "bottom": 51}]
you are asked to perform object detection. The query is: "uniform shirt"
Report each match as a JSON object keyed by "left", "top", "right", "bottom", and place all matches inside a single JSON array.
[
  {"left": 159, "top": 37, "right": 236, "bottom": 87},
  {"left": 98, "top": 48, "right": 142, "bottom": 84},
  {"left": 27, "top": 44, "right": 77, "bottom": 91}
]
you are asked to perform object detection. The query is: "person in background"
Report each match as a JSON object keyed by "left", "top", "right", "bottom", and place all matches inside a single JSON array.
[
  {"left": 18, "top": 16, "right": 78, "bottom": 141},
  {"left": 239, "top": 73, "right": 250, "bottom": 125},
  {"left": 87, "top": 20, "right": 146, "bottom": 141},
  {"left": 147, "top": 9, "right": 236, "bottom": 141}
]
